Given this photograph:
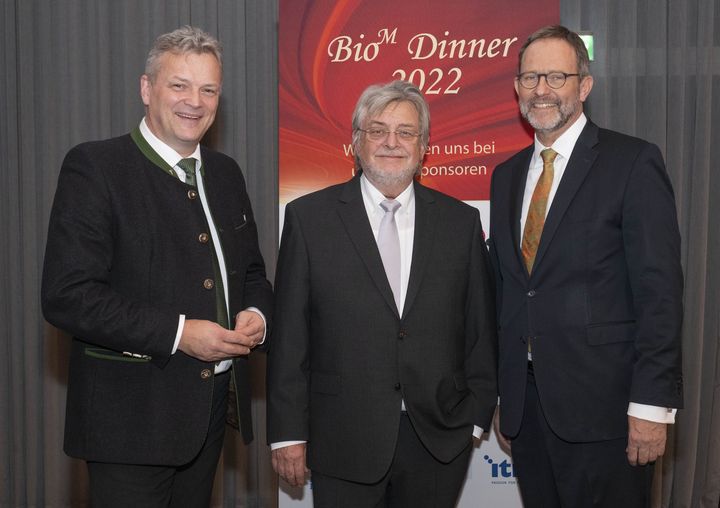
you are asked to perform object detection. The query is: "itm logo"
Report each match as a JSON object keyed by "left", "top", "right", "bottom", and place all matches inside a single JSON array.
[{"left": 483, "top": 454, "right": 516, "bottom": 479}]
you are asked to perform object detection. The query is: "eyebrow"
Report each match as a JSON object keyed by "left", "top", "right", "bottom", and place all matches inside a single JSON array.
[
  {"left": 519, "top": 69, "right": 577, "bottom": 74},
  {"left": 168, "top": 75, "right": 220, "bottom": 87},
  {"left": 368, "top": 120, "right": 418, "bottom": 128}
]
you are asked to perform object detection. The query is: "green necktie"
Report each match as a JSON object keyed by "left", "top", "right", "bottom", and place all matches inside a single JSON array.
[
  {"left": 176, "top": 157, "right": 229, "bottom": 329},
  {"left": 177, "top": 156, "right": 236, "bottom": 426},
  {"left": 177, "top": 158, "right": 197, "bottom": 187}
]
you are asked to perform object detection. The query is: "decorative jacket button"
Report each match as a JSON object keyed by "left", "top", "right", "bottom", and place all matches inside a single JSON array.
[
  {"left": 200, "top": 369, "right": 212, "bottom": 379},
  {"left": 198, "top": 233, "right": 209, "bottom": 243},
  {"left": 188, "top": 189, "right": 198, "bottom": 200},
  {"left": 398, "top": 331, "right": 407, "bottom": 340},
  {"left": 394, "top": 383, "right": 401, "bottom": 391},
  {"left": 203, "top": 279, "right": 214, "bottom": 290},
  {"left": 527, "top": 289, "right": 536, "bottom": 297}
]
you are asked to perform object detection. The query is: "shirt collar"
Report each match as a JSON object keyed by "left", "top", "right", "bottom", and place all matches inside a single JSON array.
[
  {"left": 139, "top": 117, "right": 202, "bottom": 168},
  {"left": 533, "top": 112, "right": 587, "bottom": 162},
  {"left": 360, "top": 173, "right": 415, "bottom": 215}
]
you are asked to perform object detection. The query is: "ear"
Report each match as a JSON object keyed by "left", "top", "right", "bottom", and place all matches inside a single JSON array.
[
  {"left": 140, "top": 75, "right": 151, "bottom": 107},
  {"left": 514, "top": 78, "right": 520, "bottom": 97},
  {"left": 579, "top": 75, "right": 594, "bottom": 102}
]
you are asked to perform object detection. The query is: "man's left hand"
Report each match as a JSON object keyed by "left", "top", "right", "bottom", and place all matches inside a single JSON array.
[
  {"left": 234, "top": 310, "right": 265, "bottom": 348},
  {"left": 626, "top": 415, "right": 666, "bottom": 466}
]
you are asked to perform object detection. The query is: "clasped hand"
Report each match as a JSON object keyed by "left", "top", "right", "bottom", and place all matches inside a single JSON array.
[{"left": 178, "top": 310, "right": 265, "bottom": 362}]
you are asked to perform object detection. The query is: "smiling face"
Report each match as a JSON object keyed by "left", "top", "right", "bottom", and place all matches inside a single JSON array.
[
  {"left": 515, "top": 38, "right": 593, "bottom": 146},
  {"left": 356, "top": 100, "right": 425, "bottom": 198},
  {"left": 140, "top": 51, "right": 222, "bottom": 156}
]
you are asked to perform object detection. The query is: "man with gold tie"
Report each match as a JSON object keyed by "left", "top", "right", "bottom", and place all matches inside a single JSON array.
[
  {"left": 41, "top": 26, "right": 272, "bottom": 507},
  {"left": 489, "top": 25, "right": 684, "bottom": 507}
]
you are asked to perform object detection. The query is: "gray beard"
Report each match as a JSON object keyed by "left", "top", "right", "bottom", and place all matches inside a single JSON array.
[
  {"left": 520, "top": 97, "right": 579, "bottom": 135},
  {"left": 359, "top": 159, "right": 419, "bottom": 190}
]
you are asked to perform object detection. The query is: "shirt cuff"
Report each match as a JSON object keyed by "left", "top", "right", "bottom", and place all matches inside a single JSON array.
[
  {"left": 244, "top": 307, "right": 267, "bottom": 345},
  {"left": 472, "top": 425, "right": 484, "bottom": 439},
  {"left": 627, "top": 402, "right": 677, "bottom": 424},
  {"left": 171, "top": 314, "right": 185, "bottom": 354},
  {"left": 271, "top": 440, "right": 306, "bottom": 450}
]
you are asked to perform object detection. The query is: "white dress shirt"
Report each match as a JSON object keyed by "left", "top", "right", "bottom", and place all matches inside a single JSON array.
[
  {"left": 519, "top": 113, "right": 675, "bottom": 424},
  {"left": 359, "top": 174, "right": 415, "bottom": 316},
  {"left": 520, "top": 114, "right": 587, "bottom": 239}
]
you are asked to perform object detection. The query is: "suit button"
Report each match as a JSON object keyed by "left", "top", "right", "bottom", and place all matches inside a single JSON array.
[
  {"left": 394, "top": 383, "right": 401, "bottom": 391},
  {"left": 203, "top": 278, "right": 215, "bottom": 290},
  {"left": 188, "top": 189, "right": 198, "bottom": 200},
  {"left": 198, "top": 233, "right": 209, "bottom": 243},
  {"left": 200, "top": 369, "right": 212, "bottom": 379},
  {"left": 398, "top": 330, "right": 407, "bottom": 340},
  {"left": 527, "top": 289, "right": 536, "bottom": 297}
]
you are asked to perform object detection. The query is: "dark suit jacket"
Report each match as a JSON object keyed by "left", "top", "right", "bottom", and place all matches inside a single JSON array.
[
  {"left": 488, "top": 120, "right": 683, "bottom": 442},
  {"left": 267, "top": 175, "right": 497, "bottom": 483},
  {"left": 41, "top": 133, "right": 273, "bottom": 465}
]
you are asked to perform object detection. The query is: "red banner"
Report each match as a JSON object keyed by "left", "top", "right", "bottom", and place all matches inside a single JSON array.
[{"left": 279, "top": 0, "right": 558, "bottom": 203}]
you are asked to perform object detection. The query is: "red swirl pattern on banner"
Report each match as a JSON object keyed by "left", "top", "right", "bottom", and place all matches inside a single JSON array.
[{"left": 279, "top": 0, "right": 558, "bottom": 203}]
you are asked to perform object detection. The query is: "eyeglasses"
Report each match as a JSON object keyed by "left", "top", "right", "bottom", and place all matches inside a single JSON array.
[
  {"left": 516, "top": 72, "right": 581, "bottom": 90},
  {"left": 359, "top": 128, "right": 420, "bottom": 142}
]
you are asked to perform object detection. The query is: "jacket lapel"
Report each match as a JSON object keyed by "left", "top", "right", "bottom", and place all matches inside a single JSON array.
[
  {"left": 532, "top": 121, "right": 599, "bottom": 272},
  {"left": 336, "top": 175, "right": 400, "bottom": 317},
  {"left": 403, "top": 181, "right": 437, "bottom": 318}
]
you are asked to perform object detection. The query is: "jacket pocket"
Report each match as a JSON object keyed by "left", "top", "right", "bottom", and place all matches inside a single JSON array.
[
  {"left": 454, "top": 372, "right": 468, "bottom": 391},
  {"left": 233, "top": 212, "right": 248, "bottom": 231},
  {"left": 586, "top": 321, "right": 636, "bottom": 345},
  {"left": 443, "top": 371, "right": 471, "bottom": 415},
  {"left": 84, "top": 347, "right": 152, "bottom": 363}
]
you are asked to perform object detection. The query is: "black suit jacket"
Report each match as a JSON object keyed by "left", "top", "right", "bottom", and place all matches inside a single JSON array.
[
  {"left": 489, "top": 120, "right": 683, "bottom": 442},
  {"left": 267, "top": 175, "right": 497, "bottom": 483},
  {"left": 42, "top": 133, "right": 273, "bottom": 465}
]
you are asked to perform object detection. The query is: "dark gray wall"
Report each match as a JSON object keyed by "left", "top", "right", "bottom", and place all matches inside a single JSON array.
[{"left": 1, "top": 1, "right": 718, "bottom": 506}]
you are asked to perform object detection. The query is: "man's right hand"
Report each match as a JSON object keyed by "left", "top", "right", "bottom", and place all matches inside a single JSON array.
[
  {"left": 178, "top": 319, "right": 254, "bottom": 362},
  {"left": 272, "top": 443, "right": 309, "bottom": 487}
]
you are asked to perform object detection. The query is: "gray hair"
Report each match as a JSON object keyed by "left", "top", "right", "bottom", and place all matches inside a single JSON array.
[
  {"left": 518, "top": 25, "right": 591, "bottom": 77},
  {"left": 144, "top": 25, "right": 223, "bottom": 81},
  {"left": 351, "top": 80, "right": 430, "bottom": 167}
]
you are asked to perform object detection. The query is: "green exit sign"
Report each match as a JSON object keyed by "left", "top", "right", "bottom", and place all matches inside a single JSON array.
[{"left": 578, "top": 33, "right": 594, "bottom": 61}]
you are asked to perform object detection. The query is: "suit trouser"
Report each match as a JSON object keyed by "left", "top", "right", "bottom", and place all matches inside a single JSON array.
[
  {"left": 311, "top": 412, "right": 472, "bottom": 508},
  {"left": 511, "top": 364, "right": 653, "bottom": 508},
  {"left": 87, "top": 370, "right": 230, "bottom": 508}
]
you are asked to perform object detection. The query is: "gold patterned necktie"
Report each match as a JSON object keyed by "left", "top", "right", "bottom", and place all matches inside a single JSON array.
[
  {"left": 521, "top": 148, "right": 558, "bottom": 274},
  {"left": 177, "top": 158, "right": 197, "bottom": 187}
]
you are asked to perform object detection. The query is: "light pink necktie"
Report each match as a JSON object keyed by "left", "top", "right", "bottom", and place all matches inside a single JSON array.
[{"left": 378, "top": 199, "right": 401, "bottom": 310}]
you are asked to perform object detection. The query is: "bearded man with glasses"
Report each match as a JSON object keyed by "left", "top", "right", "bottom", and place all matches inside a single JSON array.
[
  {"left": 488, "top": 25, "right": 683, "bottom": 508},
  {"left": 268, "top": 80, "right": 498, "bottom": 508}
]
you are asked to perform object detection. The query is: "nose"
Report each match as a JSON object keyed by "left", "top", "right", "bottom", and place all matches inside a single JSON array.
[
  {"left": 383, "top": 131, "right": 400, "bottom": 148},
  {"left": 184, "top": 87, "right": 202, "bottom": 107},
  {"left": 534, "top": 75, "right": 552, "bottom": 95}
]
